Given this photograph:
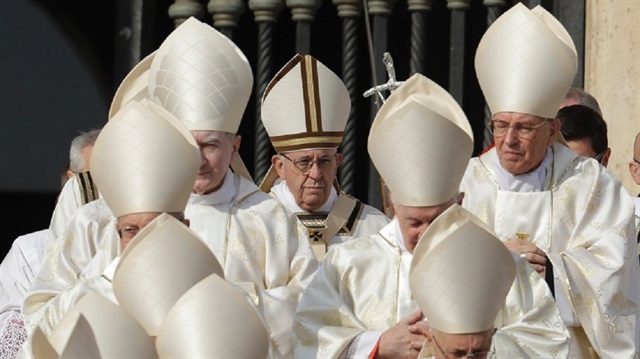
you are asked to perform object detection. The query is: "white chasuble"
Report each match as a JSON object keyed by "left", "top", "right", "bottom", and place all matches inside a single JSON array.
[
  {"left": 23, "top": 172, "right": 318, "bottom": 359},
  {"left": 460, "top": 143, "right": 640, "bottom": 358},
  {"left": 270, "top": 180, "right": 390, "bottom": 252},
  {"left": 294, "top": 220, "right": 568, "bottom": 358}
]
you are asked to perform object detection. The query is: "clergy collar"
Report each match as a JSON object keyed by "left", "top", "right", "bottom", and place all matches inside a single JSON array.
[
  {"left": 271, "top": 179, "right": 337, "bottom": 213},
  {"left": 393, "top": 218, "right": 410, "bottom": 255},
  {"left": 188, "top": 169, "right": 236, "bottom": 207},
  {"left": 489, "top": 146, "right": 553, "bottom": 192}
]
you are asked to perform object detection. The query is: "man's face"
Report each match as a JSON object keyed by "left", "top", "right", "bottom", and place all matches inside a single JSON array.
[
  {"left": 428, "top": 329, "right": 494, "bottom": 359},
  {"left": 395, "top": 198, "right": 456, "bottom": 254},
  {"left": 192, "top": 131, "right": 240, "bottom": 195},
  {"left": 273, "top": 148, "right": 343, "bottom": 212},
  {"left": 116, "top": 212, "right": 163, "bottom": 251},
  {"left": 493, "top": 112, "right": 558, "bottom": 175}
]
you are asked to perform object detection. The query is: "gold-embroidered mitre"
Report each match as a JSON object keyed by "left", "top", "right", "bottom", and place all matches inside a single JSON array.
[{"left": 261, "top": 54, "right": 350, "bottom": 153}]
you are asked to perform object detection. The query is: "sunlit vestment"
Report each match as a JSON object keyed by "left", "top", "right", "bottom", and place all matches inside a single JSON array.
[
  {"left": 0, "top": 230, "right": 54, "bottom": 359},
  {"left": 17, "top": 256, "right": 279, "bottom": 359},
  {"left": 270, "top": 180, "right": 390, "bottom": 249},
  {"left": 294, "top": 219, "right": 569, "bottom": 359},
  {"left": 49, "top": 173, "right": 100, "bottom": 238},
  {"left": 460, "top": 142, "right": 640, "bottom": 358},
  {"left": 23, "top": 171, "right": 318, "bottom": 358}
]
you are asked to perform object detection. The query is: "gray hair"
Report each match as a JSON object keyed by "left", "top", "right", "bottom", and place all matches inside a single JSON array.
[
  {"left": 69, "top": 129, "right": 101, "bottom": 173},
  {"left": 565, "top": 87, "right": 602, "bottom": 116}
]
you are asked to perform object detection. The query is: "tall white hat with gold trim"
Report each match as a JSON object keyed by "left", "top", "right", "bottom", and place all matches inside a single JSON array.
[
  {"left": 90, "top": 99, "right": 200, "bottom": 218},
  {"left": 368, "top": 73, "right": 474, "bottom": 207},
  {"left": 113, "top": 213, "right": 224, "bottom": 336},
  {"left": 475, "top": 3, "right": 577, "bottom": 119},
  {"left": 409, "top": 204, "right": 516, "bottom": 334},
  {"left": 261, "top": 54, "right": 350, "bottom": 152},
  {"left": 259, "top": 54, "right": 350, "bottom": 191}
]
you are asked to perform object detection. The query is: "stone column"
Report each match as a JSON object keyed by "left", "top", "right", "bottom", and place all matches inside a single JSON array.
[
  {"left": 207, "top": 0, "right": 246, "bottom": 38},
  {"left": 168, "top": 0, "right": 206, "bottom": 28},
  {"left": 333, "top": 0, "right": 362, "bottom": 194},
  {"left": 446, "top": 0, "right": 470, "bottom": 106},
  {"left": 248, "top": 0, "right": 285, "bottom": 183},
  {"left": 366, "top": 0, "right": 395, "bottom": 210},
  {"left": 407, "top": 0, "right": 432, "bottom": 75},
  {"left": 481, "top": 0, "right": 506, "bottom": 150},
  {"left": 286, "top": 0, "right": 321, "bottom": 54}
]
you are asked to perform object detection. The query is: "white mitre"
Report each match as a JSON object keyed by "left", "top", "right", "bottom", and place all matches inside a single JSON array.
[
  {"left": 108, "top": 51, "right": 155, "bottom": 119},
  {"left": 148, "top": 16, "right": 253, "bottom": 134},
  {"left": 368, "top": 73, "right": 474, "bottom": 207},
  {"left": 113, "top": 213, "right": 224, "bottom": 336},
  {"left": 45, "top": 292, "right": 156, "bottom": 358},
  {"left": 475, "top": 3, "right": 577, "bottom": 119},
  {"left": 259, "top": 54, "right": 350, "bottom": 191},
  {"left": 261, "top": 54, "right": 350, "bottom": 152},
  {"left": 156, "top": 274, "right": 270, "bottom": 358},
  {"left": 90, "top": 99, "right": 200, "bottom": 218},
  {"left": 409, "top": 204, "right": 516, "bottom": 334},
  {"left": 31, "top": 316, "right": 102, "bottom": 359}
]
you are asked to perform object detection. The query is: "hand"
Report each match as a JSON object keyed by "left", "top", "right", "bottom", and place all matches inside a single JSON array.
[
  {"left": 504, "top": 238, "right": 547, "bottom": 276},
  {"left": 376, "top": 310, "right": 425, "bottom": 359}
]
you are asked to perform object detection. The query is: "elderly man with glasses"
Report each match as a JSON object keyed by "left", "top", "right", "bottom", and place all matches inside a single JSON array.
[
  {"left": 460, "top": 4, "right": 639, "bottom": 358},
  {"left": 259, "top": 54, "right": 390, "bottom": 261}
]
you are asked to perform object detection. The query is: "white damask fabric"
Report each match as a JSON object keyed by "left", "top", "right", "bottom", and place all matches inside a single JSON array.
[
  {"left": 23, "top": 172, "right": 318, "bottom": 359},
  {"left": 294, "top": 219, "right": 569, "bottom": 358},
  {"left": 460, "top": 143, "right": 640, "bottom": 357}
]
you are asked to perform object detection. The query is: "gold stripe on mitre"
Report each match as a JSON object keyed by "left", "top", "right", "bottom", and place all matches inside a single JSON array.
[
  {"left": 271, "top": 131, "right": 343, "bottom": 152},
  {"left": 301, "top": 56, "right": 323, "bottom": 134}
]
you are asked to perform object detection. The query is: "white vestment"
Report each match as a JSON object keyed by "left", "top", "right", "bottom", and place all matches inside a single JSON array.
[
  {"left": 460, "top": 143, "right": 640, "bottom": 358},
  {"left": 294, "top": 219, "right": 569, "bottom": 359},
  {"left": 270, "top": 180, "right": 390, "bottom": 250},
  {"left": 17, "top": 256, "right": 278, "bottom": 359},
  {"left": 0, "top": 229, "right": 54, "bottom": 359},
  {"left": 49, "top": 173, "right": 100, "bottom": 238},
  {"left": 23, "top": 171, "right": 318, "bottom": 358}
]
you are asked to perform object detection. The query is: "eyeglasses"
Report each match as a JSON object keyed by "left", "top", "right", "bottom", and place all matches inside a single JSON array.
[
  {"left": 432, "top": 334, "right": 493, "bottom": 359},
  {"left": 489, "top": 119, "right": 550, "bottom": 139},
  {"left": 279, "top": 153, "right": 336, "bottom": 174},
  {"left": 633, "top": 158, "right": 640, "bottom": 164},
  {"left": 594, "top": 150, "right": 606, "bottom": 163}
]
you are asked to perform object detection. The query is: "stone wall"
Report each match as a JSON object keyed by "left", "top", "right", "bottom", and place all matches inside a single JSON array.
[{"left": 585, "top": 0, "right": 639, "bottom": 195}]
